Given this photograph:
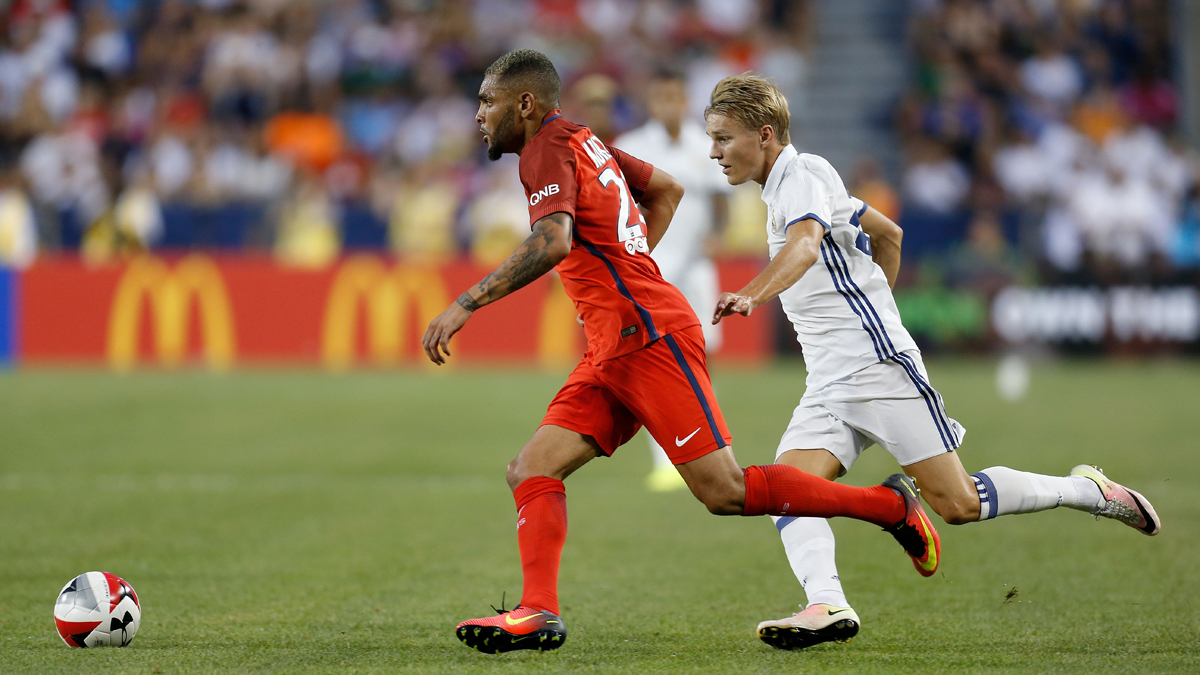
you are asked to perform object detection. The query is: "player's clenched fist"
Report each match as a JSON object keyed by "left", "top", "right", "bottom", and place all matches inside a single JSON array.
[
  {"left": 712, "top": 292, "right": 753, "bottom": 324},
  {"left": 422, "top": 301, "right": 472, "bottom": 365}
]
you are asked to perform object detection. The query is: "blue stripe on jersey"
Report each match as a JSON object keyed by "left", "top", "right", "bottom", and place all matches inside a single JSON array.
[
  {"left": 663, "top": 334, "right": 727, "bottom": 449},
  {"left": 822, "top": 236, "right": 892, "bottom": 358},
  {"left": 821, "top": 235, "right": 958, "bottom": 450},
  {"left": 854, "top": 230, "right": 872, "bottom": 255},
  {"left": 819, "top": 238, "right": 885, "bottom": 361},
  {"left": 830, "top": 240, "right": 957, "bottom": 447},
  {"left": 849, "top": 205, "right": 871, "bottom": 254},
  {"left": 573, "top": 230, "right": 660, "bottom": 341},
  {"left": 785, "top": 213, "right": 831, "bottom": 232},
  {"left": 827, "top": 239, "right": 899, "bottom": 356},
  {"left": 775, "top": 516, "right": 798, "bottom": 532},
  {"left": 541, "top": 114, "right": 562, "bottom": 127}
]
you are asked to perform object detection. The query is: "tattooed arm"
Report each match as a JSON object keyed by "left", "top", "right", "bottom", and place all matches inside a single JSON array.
[{"left": 422, "top": 212, "right": 573, "bottom": 365}]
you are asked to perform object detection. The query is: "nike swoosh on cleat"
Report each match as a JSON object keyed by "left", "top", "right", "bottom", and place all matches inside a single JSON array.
[
  {"left": 675, "top": 428, "right": 701, "bottom": 447},
  {"left": 827, "top": 609, "right": 851, "bottom": 616},
  {"left": 505, "top": 613, "right": 542, "bottom": 626}
]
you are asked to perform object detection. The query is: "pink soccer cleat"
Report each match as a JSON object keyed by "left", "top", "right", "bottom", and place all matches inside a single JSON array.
[{"left": 1070, "top": 465, "right": 1161, "bottom": 535}]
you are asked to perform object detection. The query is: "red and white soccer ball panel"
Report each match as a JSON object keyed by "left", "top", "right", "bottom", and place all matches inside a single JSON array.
[{"left": 54, "top": 572, "right": 141, "bottom": 648}]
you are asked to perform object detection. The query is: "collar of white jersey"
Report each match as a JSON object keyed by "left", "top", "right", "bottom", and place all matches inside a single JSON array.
[{"left": 761, "top": 144, "right": 798, "bottom": 202}]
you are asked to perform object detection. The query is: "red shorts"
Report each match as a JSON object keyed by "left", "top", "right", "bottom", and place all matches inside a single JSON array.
[{"left": 541, "top": 326, "right": 732, "bottom": 465}]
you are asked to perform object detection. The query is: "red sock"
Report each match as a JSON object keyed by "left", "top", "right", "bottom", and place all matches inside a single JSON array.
[
  {"left": 513, "top": 476, "right": 567, "bottom": 615},
  {"left": 742, "top": 465, "right": 904, "bottom": 528}
]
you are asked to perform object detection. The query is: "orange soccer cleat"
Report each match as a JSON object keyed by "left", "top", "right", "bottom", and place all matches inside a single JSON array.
[
  {"left": 455, "top": 605, "right": 567, "bottom": 654},
  {"left": 881, "top": 473, "right": 941, "bottom": 577}
]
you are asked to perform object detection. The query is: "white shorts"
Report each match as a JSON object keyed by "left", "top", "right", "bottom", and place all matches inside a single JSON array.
[{"left": 775, "top": 351, "right": 965, "bottom": 475}]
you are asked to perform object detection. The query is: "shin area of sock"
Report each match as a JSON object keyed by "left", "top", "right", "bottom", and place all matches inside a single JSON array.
[
  {"left": 773, "top": 516, "right": 848, "bottom": 609},
  {"left": 512, "top": 477, "right": 567, "bottom": 615},
  {"left": 743, "top": 465, "right": 903, "bottom": 527}
]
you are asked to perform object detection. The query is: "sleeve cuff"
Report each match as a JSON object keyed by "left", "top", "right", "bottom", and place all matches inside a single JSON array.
[
  {"left": 784, "top": 213, "right": 831, "bottom": 232},
  {"left": 529, "top": 202, "right": 576, "bottom": 227}
]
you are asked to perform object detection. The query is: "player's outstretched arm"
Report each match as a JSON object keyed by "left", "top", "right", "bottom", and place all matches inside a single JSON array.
[
  {"left": 858, "top": 205, "right": 903, "bottom": 288},
  {"left": 713, "top": 218, "right": 824, "bottom": 324},
  {"left": 637, "top": 167, "right": 684, "bottom": 252},
  {"left": 422, "top": 212, "right": 573, "bottom": 365}
]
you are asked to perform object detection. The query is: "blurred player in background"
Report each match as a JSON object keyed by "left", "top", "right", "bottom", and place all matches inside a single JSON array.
[
  {"left": 422, "top": 50, "right": 944, "bottom": 654},
  {"left": 614, "top": 69, "right": 730, "bottom": 493},
  {"left": 706, "top": 74, "right": 1162, "bottom": 652}
]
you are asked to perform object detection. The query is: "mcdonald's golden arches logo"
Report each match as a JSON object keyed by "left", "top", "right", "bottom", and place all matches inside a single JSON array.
[
  {"left": 322, "top": 256, "right": 449, "bottom": 370},
  {"left": 107, "top": 255, "right": 236, "bottom": 371}
]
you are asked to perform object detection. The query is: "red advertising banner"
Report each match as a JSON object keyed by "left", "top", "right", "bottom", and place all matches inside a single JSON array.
[{"left": 17, "top": 255, "right": 772, "bottom": 369}]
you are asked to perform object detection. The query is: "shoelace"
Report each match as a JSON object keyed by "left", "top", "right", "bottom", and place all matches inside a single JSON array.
[
  {"left": 1094, "top": 497, "right": 1140, "bottom": 524},
  {"left": 490, "top": 592, "right": 512, "bottom": 615},
  {"left": 1084, "top": 468, "right": 1141, "bottom": 524},
  {"left": 887, "top": 521, "right": 929, "bottom": 558}
]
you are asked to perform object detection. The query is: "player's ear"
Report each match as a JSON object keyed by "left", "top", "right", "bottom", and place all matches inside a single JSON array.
[
  {"left": 759, "top": 125, "right": 775, "bottom": 148},
  {"left": 518, "top": 91, "right": 537, "bottom": 119}
]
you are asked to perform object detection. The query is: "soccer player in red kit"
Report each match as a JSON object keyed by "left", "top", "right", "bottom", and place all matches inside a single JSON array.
[{"left": 422, "top": 50, "right": 941, "bottom": 654}]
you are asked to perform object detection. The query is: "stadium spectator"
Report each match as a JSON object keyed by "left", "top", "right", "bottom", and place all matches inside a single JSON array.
[
  {"left": 850, "top": 157, "right": 901, "bottom": 222},
  {"left": 6, "top": 0, "right": 1190, "bottom": 292},
  {"left": 903, "top": 139, "right": 970, "bottom": 215},
  {"left": 941, "top": 210, "right": 1034, "bottom": 294},
  {"left": 467, "top": 162, "right": 529, "bottom": 265},
  {"left": 387, "top": 161, "right": 458, "bottom": 261},
  {"left": 903, "top": 0, "right": 1188, "bottom": 278},
  {"left": 0, "top": 161, "right": 37, "bottom": 268},
  {"left": 274, "top": 170, "right": 339, "bottom": 268}
]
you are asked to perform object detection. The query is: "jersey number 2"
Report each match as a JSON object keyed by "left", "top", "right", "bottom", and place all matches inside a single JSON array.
[{"left": 597, "top": 167, "right": 649, "bottom": 255}]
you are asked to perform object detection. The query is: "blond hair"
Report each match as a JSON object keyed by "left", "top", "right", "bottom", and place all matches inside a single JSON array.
[{"left": 704, "top": 74, "right": 791, "bottom": 145}]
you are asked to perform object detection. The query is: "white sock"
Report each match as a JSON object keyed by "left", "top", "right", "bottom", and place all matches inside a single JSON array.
[
  {"left": 648, "top": 435, "right": 673, "bottom": 470},
  {"left": 972, "top": 467, "right": 1104, "bottom": 520},
  {"left": 772, "top": 516, "right": 848, "bottom": 609}
]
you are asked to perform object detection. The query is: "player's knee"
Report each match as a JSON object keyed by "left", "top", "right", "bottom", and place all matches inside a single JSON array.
[
  {"left": 505, "top": 458, "right": 526, "bottom": 491},
  {"left": 691, "top": 483, "right": 744, "bottom": 516},
  {"left": 930, "top": 494, "right": 980, "bottom": 525},
  {"left": 701, "top": 495, "right": 742, "bottom": 516}
]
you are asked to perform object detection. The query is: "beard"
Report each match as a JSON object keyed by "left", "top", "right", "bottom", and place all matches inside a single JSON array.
[{"left": 486, "top": 106, "right": 517, "bottom": 161}]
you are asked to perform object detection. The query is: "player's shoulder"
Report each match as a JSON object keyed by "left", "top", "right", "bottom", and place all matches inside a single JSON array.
[
  {"left": 784, "top": 152, "right": 843, "bottom": 195},
  {"left": 794, "top": 152, "right": 839, "bottom": 179}
]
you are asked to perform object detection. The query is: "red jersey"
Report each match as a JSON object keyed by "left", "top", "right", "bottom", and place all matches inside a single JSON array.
[{"left": 520, "top": 110, "right": 700, "bottom": 363}]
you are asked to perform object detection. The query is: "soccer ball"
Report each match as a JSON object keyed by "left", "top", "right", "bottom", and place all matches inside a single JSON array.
[{"left": 53, "top": 571, "right": 141, "bottom": 648}]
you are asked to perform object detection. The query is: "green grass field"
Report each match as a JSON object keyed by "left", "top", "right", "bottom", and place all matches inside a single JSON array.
[{"left": 1, "top": 360, "right": 1197, "bottom": 674}]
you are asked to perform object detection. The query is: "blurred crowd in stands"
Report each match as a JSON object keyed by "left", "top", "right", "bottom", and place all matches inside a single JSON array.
[
  {"left": 900, "top": 0, "right": 1197, "bottom": 288},
  {"left": 0, "top": 0, "right": 1193, "bottom": 295},
  {"left": 0, "top": 0, "right": 809, "bottom": 268}
]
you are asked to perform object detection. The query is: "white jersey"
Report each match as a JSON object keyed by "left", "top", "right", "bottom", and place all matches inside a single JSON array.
[
  {"left": 762, "top": 145, "right": 918, "bottom": 391},
  {"left": 613, "top": 120, "right": 729, "bottom": 283}
]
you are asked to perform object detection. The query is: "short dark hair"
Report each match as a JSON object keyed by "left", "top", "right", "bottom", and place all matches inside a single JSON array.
[{"left": 484, "top": 49, "right": 562, "bottom": 108}]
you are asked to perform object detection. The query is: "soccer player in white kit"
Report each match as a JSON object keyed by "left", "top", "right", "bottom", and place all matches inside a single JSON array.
[
  {"left": 705, "top": 75, "right": 1162, "bottom": 650},
  {"left": 614, "top": 70, "right": 731, "bottom": 492}
]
